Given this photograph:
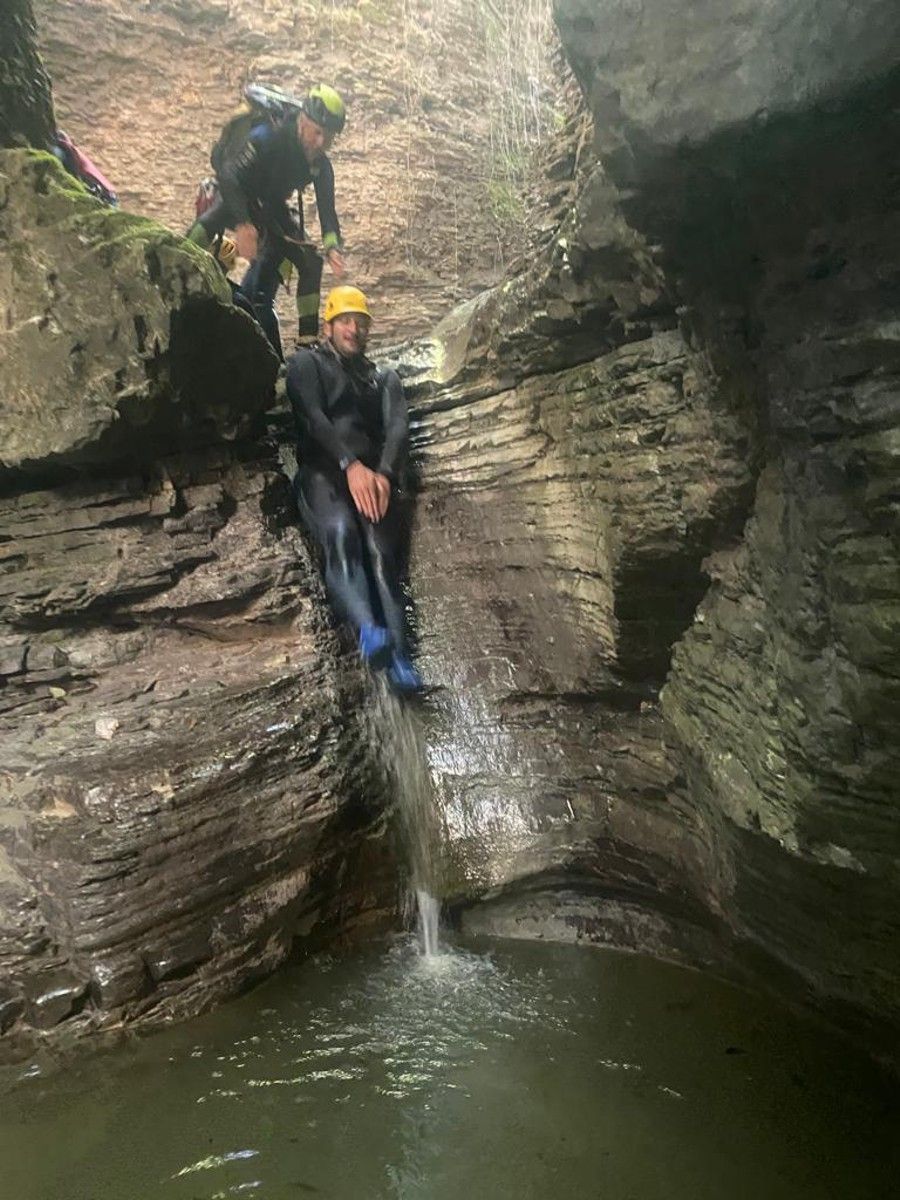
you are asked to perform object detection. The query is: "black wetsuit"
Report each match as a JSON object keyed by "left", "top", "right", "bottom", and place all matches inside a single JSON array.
[
  {"left": 188, "top": 117, "right": 342, "bottom": 347},
  {"left": 287, "top": 342, "right": 410, "bottom": 651}
]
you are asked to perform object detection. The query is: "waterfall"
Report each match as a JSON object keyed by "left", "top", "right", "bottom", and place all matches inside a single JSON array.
[
  {"left": 414, "top": 888, "right": 441, "bottom": 957},
  {"left": 367, "top": 676, "right": 445, "bottom": 956}
]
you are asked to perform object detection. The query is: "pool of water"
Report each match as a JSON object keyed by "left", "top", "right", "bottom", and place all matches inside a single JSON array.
[{"left": 2, "top": 936, "right": 897, "bottom": 1200}]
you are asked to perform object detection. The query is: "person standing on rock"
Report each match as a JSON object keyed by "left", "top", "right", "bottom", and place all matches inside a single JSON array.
[
  {"left": 287, "top": 285, "right": 423, "bottom": 693},
  {"left": 187, "top": 84, "right": 347, "bottom": 358}
]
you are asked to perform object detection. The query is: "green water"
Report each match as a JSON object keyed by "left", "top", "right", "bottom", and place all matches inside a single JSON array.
[{"left": 2, "top": 937, "right": 897, "bottom": 1200}]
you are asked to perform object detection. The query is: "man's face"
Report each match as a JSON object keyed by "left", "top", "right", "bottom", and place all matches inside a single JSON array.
[
  {"left": 297, "top": 113, "right": 334, "bottom": 161},
  {"left": 327, "top": 312, "right": 370, "bottom": 358}
]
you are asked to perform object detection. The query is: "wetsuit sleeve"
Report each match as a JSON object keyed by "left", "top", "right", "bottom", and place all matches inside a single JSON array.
[
  {"left": 217, "top": 123, "right": 273, "bottom": 227},
  {"left": 377, "top": 369, "right": 408, "bottom": 481},
  {"left": 313, "top": 155, "right": 342, "bottom": 251},
  {"left": 287, "top": 350, "right": 357, "bottom": 467}
]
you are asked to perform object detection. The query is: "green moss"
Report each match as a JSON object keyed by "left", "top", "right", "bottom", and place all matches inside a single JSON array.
[
  {"left": 14, "top": 150, "right": 228, "bottom": 301},
  {"left": 486, "top": 178, "right": 524, "bottom": 225}
]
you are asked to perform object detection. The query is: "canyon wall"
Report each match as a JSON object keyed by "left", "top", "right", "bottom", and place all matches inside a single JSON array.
[
  {"left": 0, "top": 146, "right": 394, "bottom": 1053},
  {"left": 394, "top": 0, "right": 900, "bottom": 1058},
  {"left": 3, "top": 0, "right": 899, "bottom": 1065},
  {"left": 1, "top": 0, "right": 54, "bottom": 148}
]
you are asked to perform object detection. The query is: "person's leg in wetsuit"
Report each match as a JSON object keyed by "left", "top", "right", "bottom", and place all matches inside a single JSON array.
[
  {"left": 228, "top": 281, "right": 258, "bottom": 321},
  {"left": 358, "top": 497, "right": 409, "bottom": 657},
  {"left": 237, "top": 238, "right": 284, "bottom": 360},
  {"left": 295, "top": 248, "right": 325, "bottom": 342},
  {"left": 372, "top": 500, "right": 420, "bottom": 691},
  {"left": 295, "top": 466, "right": 410, "bottom": 667},
  {"left": 239, "top": 239, "right": 325, "bottom": 350}
]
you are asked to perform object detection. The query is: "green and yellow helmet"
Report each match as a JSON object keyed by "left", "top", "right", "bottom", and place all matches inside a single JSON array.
[{"left": 304, "top": 84, "right": 346, "bottom": 134}]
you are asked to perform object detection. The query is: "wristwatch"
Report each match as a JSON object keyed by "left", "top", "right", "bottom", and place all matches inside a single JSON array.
[{"left": 339, "top": 455, "right": 355, "bottom": 472}]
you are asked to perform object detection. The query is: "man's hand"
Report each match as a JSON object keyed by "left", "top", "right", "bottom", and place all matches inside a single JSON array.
[
  {"left": 326, "top": 247, "right": 347, "bottom": 278},
  {"left": 234, "top": 223, "right": 258, "bottom": 260},
  {"left": 346, "top": 461, "right": 386, "bottom": 523},
  {"left": 373, "top": 473, "right": 391, "bottom": 520}
]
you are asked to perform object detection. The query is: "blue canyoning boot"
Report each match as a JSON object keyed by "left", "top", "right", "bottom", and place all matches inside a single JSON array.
[
  {"left": 358, "top": 623, "right": 393, "bottom": 670},
  {"left": 388, "top": 652, "right": 424, "bottom": 694}
]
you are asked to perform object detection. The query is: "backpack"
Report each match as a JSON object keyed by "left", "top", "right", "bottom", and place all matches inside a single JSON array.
[
  {"left": 194, "top": 176, "right": 219, "bottom": 218},
  {"left": 210, "top": 83, "right": 304, "bottom": 175},
  {"left": 53, "top": 130, "right": 118, "bottom": 207}
]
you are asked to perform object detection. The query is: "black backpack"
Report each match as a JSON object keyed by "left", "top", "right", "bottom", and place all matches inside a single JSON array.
[{"left": 210, "top": 83, "right": 304, "bottom": 174}]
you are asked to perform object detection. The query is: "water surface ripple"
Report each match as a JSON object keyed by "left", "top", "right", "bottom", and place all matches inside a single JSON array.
[{"left": 2, "top": 937, "right": 897, "bottom": 1199}]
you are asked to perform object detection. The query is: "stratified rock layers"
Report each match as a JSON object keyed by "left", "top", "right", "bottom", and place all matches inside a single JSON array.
[
  {"left": 397, "top": 0, "right": 900, "bottom": 1057},
  {"left": 2, "top": 0, "right": 898, "bottom": 1069},
  {"left": 400, "top": 228, "right": 758, "bottom": 975},
  {"left": 558, "top": 0, "right": 900, "bottom": 1050},
  {"left": 0, "top": 150, "right": 391, "bottom": 1050}
]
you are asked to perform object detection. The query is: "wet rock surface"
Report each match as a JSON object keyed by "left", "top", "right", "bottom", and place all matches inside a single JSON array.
[
  {"left": 0, "top": 448, "right": 394, "bottom": 1053},
  {"left": 0, "top": 149, "right": 277, "bottom": 472},
  {"left": 0, "top": 150, "right": 394, "bottom": 1056},
  {"left": 3, "top": 0, "right": 899, "bottom": 1069},
  {"left": 393, "top": 0, "right": 900, "bottom": 1060},
  {"left": 397, "top": 201, "right": 757, "bottom": 978}
]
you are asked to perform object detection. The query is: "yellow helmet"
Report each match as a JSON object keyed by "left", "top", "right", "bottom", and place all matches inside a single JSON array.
[
  {"left": 324, "top": 285, "right": 371, "bottom": 323},
  {"left": 215, "top": 236, "right": 237, "bottom": 271}
]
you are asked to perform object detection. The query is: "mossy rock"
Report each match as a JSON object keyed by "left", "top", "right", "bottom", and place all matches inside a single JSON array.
[{"left": 0, "top": 149, "right": 278, "bottom": 473}]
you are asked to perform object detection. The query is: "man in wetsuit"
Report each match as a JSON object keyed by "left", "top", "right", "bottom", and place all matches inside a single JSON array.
[
  {"left": 187, "top": 84, "right": 346, "bottom": 357},
  {"left": 287, "top": 286, "right": 423, "bottom": 692}
]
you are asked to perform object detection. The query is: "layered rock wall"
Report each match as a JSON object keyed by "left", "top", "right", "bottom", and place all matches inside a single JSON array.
[
  {"left": 554, "top": 0, "right": 900, "bottom": 1051},
  {"left": 391, "top": 146, "right": 759, "bottom": 972},
  {"left": 0, "top": 151, "right": 393, "bottom": 1053},
  {"left": 392, "top": 0, "right": 900, "bottom": 1058},
  {"left": 4, "top": 0, "right": 900, "bottom": 1067}
]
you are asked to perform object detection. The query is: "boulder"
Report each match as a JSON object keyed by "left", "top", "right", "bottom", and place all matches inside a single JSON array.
[{"left": 0, "top": 148, "right": 278, "bottom": 473}]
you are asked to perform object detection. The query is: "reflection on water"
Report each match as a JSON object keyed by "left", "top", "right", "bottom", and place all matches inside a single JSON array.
[{"left": 2, "top": 937, "right": 897, "bottom": 1200}]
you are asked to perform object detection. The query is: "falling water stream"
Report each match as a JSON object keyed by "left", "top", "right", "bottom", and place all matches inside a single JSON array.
[{"left": 366, "top": 676, "right": 446, "bottom": 957}]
